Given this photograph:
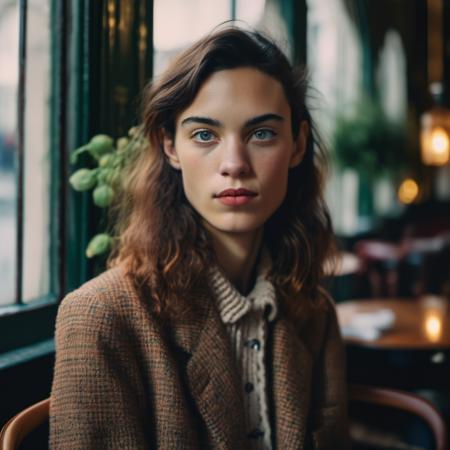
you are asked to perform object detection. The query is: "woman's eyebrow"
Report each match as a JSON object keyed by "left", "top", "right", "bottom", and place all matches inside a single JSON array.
[
  {"left": 181, "top": 113, "right": 284, "bottom": 128},
  {"left": 181, "top": 116, "right": 221, "bottom": 127},
  {"left": 180, "top": 113, "right": 284, "bottom": 128},
  {"left": 244, "top": 113, "right": 284, "bottom": 127}
]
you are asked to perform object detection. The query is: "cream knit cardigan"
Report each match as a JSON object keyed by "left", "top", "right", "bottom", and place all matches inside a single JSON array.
[{"left": 209, "top": 252, "right": 277, "bottom": 450}]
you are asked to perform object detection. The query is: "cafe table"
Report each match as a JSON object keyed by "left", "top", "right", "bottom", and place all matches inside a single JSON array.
[{"left": 336, "top": 296, "right": 450, "bottom": 389}]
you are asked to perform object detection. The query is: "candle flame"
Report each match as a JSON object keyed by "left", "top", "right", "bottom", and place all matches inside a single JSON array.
[{"left": 424, "top": 313, "right": 442, "bottom": 342}]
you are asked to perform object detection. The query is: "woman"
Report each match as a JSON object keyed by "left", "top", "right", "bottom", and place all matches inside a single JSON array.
[{"left": 50, "top": 27, "right": 350, "bottom": 449}]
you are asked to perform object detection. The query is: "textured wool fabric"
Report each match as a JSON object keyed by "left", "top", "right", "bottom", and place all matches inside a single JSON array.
[
  {"left": 50, "top": 266, "right": 351, "bottom": 449},
  {"left": 209, "top": 253, "right": 277, "bottom": 450}
]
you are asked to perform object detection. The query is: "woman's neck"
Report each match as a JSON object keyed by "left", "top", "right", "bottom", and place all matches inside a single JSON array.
[{"left": 204, "top": 223, "right": 263, "bottom": 295}]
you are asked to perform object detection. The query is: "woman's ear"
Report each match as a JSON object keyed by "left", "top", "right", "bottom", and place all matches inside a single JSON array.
[
  {"left": 162, "top": 131, "right": 182, "bottom": 170},
  {"left": 289, "top": 121, "right": 309, "bottom": 168}
]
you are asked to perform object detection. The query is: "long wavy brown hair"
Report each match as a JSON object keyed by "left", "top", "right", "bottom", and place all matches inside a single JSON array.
[{"left": 109, "top": 27, "right": 337, "bottom": 321}]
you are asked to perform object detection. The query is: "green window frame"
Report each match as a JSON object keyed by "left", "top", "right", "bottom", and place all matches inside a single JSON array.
[{"left": 0, "top": 0, "right": 153, "bottom": 361}]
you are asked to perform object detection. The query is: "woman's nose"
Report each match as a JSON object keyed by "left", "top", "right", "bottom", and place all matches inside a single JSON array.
[{"left": 219, "top": 138, "right": 250, "bottom": 177}]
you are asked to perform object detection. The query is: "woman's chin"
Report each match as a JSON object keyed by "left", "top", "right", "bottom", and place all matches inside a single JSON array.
[
  {"left": 207, "top": 224, "right": 262, "bottom": 235},
  {"left": 202, "top": 217, "right": 264, "bottom": 237}
]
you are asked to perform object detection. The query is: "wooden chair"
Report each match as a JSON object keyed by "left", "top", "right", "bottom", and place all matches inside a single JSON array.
[
  {"left": 349, "top": 384, "right": 448, "bottom": 450},
  {"left": 0, "top": 399, "right": 49, "bottom": 450},
  {"left": 1, "top": 389, "right": 447, "bottom": 449}
]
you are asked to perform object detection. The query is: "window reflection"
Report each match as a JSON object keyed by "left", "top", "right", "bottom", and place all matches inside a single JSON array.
[
  {"left": 0, "top": 2, "right": 19, "bottom": 306},
  {"left": 153, "top": 0, "right": 230, "bottom": 76},
  {"left": 22, "top": 0, "right": 51, "bottom": 303},
  {"left": 307, "top": 0, "right": 362, "bottom": 236},
  {"left": 153, "top": 0, "right": 278, "bottom": 76}
]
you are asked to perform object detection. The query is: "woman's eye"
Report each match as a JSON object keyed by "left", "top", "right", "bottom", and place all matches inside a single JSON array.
[
  {"left": 193, "top": 130, "right": 214, "bottom": 142},
  {"left": 253, "top": 129, "right": 275, "bottom": 141}
]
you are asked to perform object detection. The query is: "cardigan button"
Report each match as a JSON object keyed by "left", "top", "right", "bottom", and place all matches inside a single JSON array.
[
  {"left": 247, "top": 428, "right": 264, "bottom": 439},
  {"left": 244, "top": 382, "right": 254, "bottom": 393},
  {"left": 247, "top": 338, "right": 261, "bottom": 350}
]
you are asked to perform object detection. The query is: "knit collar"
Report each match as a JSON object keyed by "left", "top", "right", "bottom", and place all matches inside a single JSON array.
[{"left": 209, "top": 249, "right": 278, "bottom": 324}]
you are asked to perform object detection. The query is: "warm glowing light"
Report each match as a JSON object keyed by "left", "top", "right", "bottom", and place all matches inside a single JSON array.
[
  {"left": 139, "top": 24, "right": 148, "bottom": 53},
  {"left": 424, "top": 313, "right": 442, "bottom": 342},
  {"left": 422, "top": 295, "right": 447, "bottom": 343},
  {"left": 398, "top": 178, "right": 419, "bottom": 204},
  {"left": 421, "top": 110, "right": 450, "bottom": 166},
  {"left": 431, "top": 127, "right": 449, "bottom": 153}
]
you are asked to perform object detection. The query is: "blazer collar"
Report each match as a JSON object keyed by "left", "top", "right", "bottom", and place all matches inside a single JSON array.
[
  {"left": 170, "top": 291, "right": 313, "bottom": 450},
  {"left": 170, "top": 290, "right": 247, "bottom": 448}
]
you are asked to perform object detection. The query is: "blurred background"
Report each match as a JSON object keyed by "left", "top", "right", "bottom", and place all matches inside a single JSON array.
[{"left": 0, "top": 0, "right": 449, "bottom": 448}]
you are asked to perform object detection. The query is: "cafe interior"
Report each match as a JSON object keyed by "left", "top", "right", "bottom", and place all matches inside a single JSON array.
[
  {"left": 0, "top": 0, "right": 449, "bottom": 449},
  {"left": 318, "top": 0, "right": 450, "bottom": 448}
]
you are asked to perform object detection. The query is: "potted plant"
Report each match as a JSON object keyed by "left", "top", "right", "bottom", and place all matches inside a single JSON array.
[{"left": 332, "top": 97, "right": 410, "bottom": 219}]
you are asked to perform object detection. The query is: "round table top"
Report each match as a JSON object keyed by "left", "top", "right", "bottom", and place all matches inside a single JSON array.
[{"left": 337, "top": 296, "right": 450, "bottom": 350}]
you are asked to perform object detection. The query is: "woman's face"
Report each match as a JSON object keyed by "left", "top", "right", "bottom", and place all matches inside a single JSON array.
[{"left": 163, "top": 67, "right": 307, "bottom": 236}]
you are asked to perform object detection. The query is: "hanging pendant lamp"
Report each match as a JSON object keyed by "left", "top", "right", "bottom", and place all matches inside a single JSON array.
[
  {"left": 420, "top": 83, "right": 450, "bottom": 166},
  {"left": 420, "top": 0, "right": 450, "bottom": 166}
]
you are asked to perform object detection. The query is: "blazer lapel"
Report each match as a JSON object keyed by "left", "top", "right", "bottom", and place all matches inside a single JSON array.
[
  {"left": 170, "top": 291, "right": 247, "bottom": 449},
  {"left": 271, "top": 317, "right": 313, "bottom": 449}
]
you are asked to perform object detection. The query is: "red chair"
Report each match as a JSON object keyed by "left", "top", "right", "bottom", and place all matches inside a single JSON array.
[{"left": 349, "top": 384, "right": 447, "bottom": 450}]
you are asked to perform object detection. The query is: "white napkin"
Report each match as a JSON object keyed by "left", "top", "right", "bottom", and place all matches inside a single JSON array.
[{"left": 341, "top": 309, "right": 395, "bottom": 341}]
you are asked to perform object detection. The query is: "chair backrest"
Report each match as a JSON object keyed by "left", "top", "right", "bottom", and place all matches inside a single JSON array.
[
  {"left": 1, "top": 390, "right": 447, "bottom": 449},
  {"left": 349, "top": 384, "right": 447, "bottom": 450},
  {"left": 0, "top": 398, "right": 50, "bottom": 450}
]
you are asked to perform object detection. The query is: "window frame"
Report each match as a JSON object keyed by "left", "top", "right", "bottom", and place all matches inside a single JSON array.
[
  {"left": 0, "top": 0, "right": 66, "bottom": 354},
  {"left": 0, "top": 0, "right": 154, "bottom": 356}
]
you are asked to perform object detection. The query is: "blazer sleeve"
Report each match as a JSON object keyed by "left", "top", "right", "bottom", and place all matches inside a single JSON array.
[
  {"left": 310, "top": 299, "right": 351, "bottom": 450},
  {"left": 49, "top": 290, "right": 150, "bottom": 450}
]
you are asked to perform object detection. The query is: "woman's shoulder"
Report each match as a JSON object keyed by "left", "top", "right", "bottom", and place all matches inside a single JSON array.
[
  {"left": 61, "top": 265, "right": 135, "bottom": 304},
  {"left": 56, "top": 266, "right": 149, "bottom": 331},
  {"left": 74, "top": 265, "right": 135, "bottom": 292},
  {"left": 293, "top": 289, "right": 340, "bottom": 355},
  {"left": 293, "top": 288, "right": 337, "bottom": 324}
]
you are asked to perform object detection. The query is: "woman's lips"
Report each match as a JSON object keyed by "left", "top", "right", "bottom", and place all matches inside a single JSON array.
[{"left": 214, "top": 188, "right": 257, "bottom": 206}]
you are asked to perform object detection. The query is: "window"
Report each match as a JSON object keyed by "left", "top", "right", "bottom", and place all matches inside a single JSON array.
[
  {"left": 0, "top": 0, "right": 54, "bottom": 308},
  {"left": 0, "top": 2, "right": 19, "bottom": 306},
  {"left": 0, "top": 0, "right": 63, "bottom": 360},
  {"left": 153, "top": 0, "right": 288, "bottom": 75},
  {"left": 23, "top": 1, "right": 53, "bottom": 303},
  {"left": 307, "top": 0, "right": 363, "bottom": 235}
]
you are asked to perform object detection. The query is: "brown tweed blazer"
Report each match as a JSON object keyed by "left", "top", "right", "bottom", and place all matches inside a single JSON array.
[{"left": 50, "top": 267, "right": 350, "bottom": 449}]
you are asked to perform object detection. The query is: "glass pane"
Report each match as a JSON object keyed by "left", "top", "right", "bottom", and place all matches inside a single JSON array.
[
  {"left": 22, "top": 0, "right": 52, "bottom": 303},
  {"left": 153, "top": 0, "right": 230, "bottom": 76},
  {"left": 236, "top": 0, "right": 266, "bottom": 24},
  {"left": 307, "top": 0, "right": 362, "bottom": 235},
  {"left": 0, "top": 2, "right": 19, "bottom": 306},
  {"left": 236, "top": 0, "right": 289, "bottom": 54}
]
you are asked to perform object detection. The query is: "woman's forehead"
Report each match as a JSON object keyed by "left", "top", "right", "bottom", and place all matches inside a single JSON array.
[{"left": 177, "top": 67, "right": 291, "bottom": 125}]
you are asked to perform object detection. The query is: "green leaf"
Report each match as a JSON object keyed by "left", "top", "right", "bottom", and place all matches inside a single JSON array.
[
  {"left": 88, "top": 134, "right": 114, "bottom": 160},
  {"left": 93, "top": 184, "right": 114, "bottom": 207},
  {"left": 70, "top": 145, "right": 89, "bottom": 165},
  {"left": 97, "top": 168, "right": 113, "bottom": 184},
  {"left": 117, "top": 137, "right": 129, "bottom": 151},
  {"left": 69, "top": 168, "right": 97, "bottom": 191},
  {"left": 99, "top": 154, "right": 113, "bottom": 168},
  {"left": 86, "top": 233, "right": 112, "bottom": 258}
]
